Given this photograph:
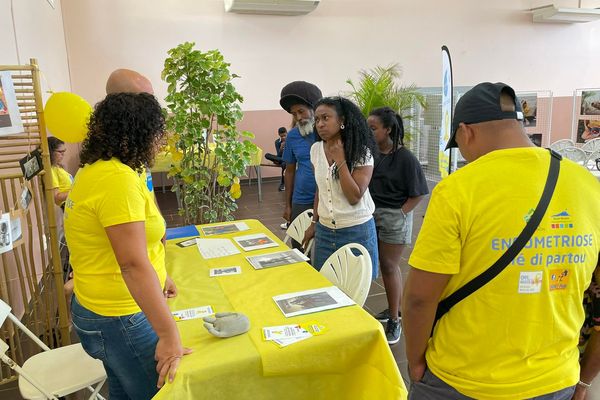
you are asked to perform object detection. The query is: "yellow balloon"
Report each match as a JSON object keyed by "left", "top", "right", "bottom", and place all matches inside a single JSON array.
[{"left": 44, "top": 92, "right": 92, "bottom": 143}]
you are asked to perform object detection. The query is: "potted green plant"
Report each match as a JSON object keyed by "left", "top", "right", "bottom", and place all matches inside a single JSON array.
[
  {"left": 162, "top": 42, "right": 256, "bottom": 224},
  {"left": 346, "top": 63, "right": 426, "bottom": 142}
]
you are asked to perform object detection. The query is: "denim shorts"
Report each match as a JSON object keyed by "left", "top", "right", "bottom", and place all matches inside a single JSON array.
[
  {"left": 373, "top": 207, "right": 413, "bottom": 245},
  {"left": 314, "top": 218, "right": 379, "bottom": 280},
  {"left": 71, "top": 295, "right": 159, "bottom": 400}
]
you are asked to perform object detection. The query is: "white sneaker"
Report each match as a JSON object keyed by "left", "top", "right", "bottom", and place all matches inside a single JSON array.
[{"left": 280, "top": 222, "right": 288, "bottom": 230}]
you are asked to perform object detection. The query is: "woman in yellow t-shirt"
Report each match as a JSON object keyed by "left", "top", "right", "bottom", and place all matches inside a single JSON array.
[
  {"left": 65, "top": 93, "right": 190, "bottom": 400},
  {"left": 48, "top": 137, "right": 73, "bottom": 208}
]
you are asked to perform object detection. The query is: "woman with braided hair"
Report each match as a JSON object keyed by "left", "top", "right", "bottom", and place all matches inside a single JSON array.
[
  {"left": 302, "top": 96, "right": 379, "bottom": 280},
  {"left": 368, "top": 107, "right": 428, "bottom": 344}
]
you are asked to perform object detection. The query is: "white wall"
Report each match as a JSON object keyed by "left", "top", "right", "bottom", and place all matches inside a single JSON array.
[
  {"left": 61, "top": 0, "right": 600, "bottom": 110},
  {"left": 0, "top": 0, "right": 71, "bottom": 100}
]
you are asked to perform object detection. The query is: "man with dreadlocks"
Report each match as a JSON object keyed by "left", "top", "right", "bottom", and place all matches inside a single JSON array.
[
  {"left": 367, "top": 107, "right": 428, "bottom": 345},
  {"left": 279, "top": 81, "right": 322, "bottom": 249},
  {"left": 302, "top": 96, "right": 379, "bottom": 279}
]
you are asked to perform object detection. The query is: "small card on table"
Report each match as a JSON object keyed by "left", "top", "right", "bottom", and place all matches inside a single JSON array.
[
  {"left": 209, "top": 266, "right": 241, "bottom": 277},
  {"left": 172, "top": 306, "right": 214, "bottom": 321}
]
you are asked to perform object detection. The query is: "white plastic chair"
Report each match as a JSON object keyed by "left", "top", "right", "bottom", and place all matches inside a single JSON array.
[
  {"left": 320, "top": 243, "right": 372, "bottom": 306},
  {"left": 558, "top": 146, "right": 588, "bottom": 165},
  {"left": 0, "top": 299, "right": 106, "bottom": 400},
  {"left": 549, "top": 139, "right": 574, "bottom": 152},
  {"left": 284, "top": 208, "right": 314, "bottom": 256}
]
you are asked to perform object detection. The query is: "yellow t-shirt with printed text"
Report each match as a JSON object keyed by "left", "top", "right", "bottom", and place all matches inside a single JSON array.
[
  {"left": 51, "top": 165, "right": 73, "bottom": 193},
  {"left": 409, "top": 147, "right": 600, "bottom": 399},
  {"left": 64, "top": 158, "right": 166, "bottom": 316}
]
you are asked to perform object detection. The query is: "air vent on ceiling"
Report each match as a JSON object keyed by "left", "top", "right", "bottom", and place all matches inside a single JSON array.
[{"left": 224, "top": 0, "right": 320, "bottom": 16}]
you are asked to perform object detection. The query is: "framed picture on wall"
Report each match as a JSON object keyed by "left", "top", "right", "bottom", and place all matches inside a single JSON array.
[
  {"left": 577, "top": 119, "right": 600, "bottom": 143},
  {"left": 527, "top": 133, "right": 542, "bottom": 147},
  {"left": 519, "top": 94, "right": 537, "bottom": 128},
  {"left": 19, "top": 149, "right": 43, "bottom": 181},
  {"left": 580, "top": 90, "right": 600, "bottom": 116},
  {"left": 0, "top": 71, "right": 24, "bottom": 136}
]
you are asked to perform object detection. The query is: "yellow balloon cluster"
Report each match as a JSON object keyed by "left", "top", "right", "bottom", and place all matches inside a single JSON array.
[{"left": 44, "top": 92, "right": 92, "bottom": 143}]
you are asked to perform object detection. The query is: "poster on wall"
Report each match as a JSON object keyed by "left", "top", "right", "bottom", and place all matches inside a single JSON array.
[
  {"left": 0, "top": 71, "right": 24, "bottom": 136},
  {"left": 576, "top": 120, "right": 600, "bottom": 143},
  {"left": 580, "top": 90, "right": 600, "bottom": 116},
  {"left": 0, "top": 212, "right": 13, "bottom": 255},
  {"left": 519, "top": 94, "right": 537, "bottom": 127}
]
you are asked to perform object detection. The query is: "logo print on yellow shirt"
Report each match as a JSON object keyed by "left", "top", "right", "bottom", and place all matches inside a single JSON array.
[
  {"left": 518, "top": 271, "right": 543, "bottom": 294},
  {"left": 549, "top": 269, "right": 569, "bottom": 291},
  {"left": 550, "top": 210, "right": 574, "bottom": 229}
]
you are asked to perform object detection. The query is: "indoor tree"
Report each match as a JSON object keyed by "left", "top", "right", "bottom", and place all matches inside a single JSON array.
[{"left": 162, "top": 42, "right": 256, "bottom": 224}]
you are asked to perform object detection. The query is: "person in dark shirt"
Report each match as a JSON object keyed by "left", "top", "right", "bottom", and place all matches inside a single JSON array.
[
  {"left": 367, "top": 107, "right": 428, "bottom": 345},
  {"left": 265, "top": 127, "right": 287, "bottom": 191}
]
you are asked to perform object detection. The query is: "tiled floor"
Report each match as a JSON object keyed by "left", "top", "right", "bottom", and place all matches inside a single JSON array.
[{"left": 154, "top": 177, "right": 432, "bottom": 388}]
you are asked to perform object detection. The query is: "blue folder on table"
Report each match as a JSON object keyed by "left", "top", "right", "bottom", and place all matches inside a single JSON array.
[{"left": 166, "top": 225, "right": 200, "bottom": 240}]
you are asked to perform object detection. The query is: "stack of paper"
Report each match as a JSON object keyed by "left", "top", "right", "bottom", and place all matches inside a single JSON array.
[{"left": 262, "top": 324, "right": 312, "bottom": 347}]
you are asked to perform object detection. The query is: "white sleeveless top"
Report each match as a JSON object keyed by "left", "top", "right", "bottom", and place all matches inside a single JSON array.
[{"left": 310, "top": 141, "right": 375, "bottom": 229}]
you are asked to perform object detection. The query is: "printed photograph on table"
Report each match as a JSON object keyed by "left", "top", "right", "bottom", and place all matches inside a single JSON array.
[
  {"left": 201, "top": 222, "right": 249, "bottom": 236},
  {"left": 519, "top": 94, "right": 537, "bottom": 127},
  {"left": 19, "top": 150, "right": 43, "bottom": 181},
  {"left": 580, "top": 90, "right": 600, "bottom": 116},
  {"left": 577, "top": 119, "right": 600, "bottom": 143},
  {"left": 0, "top": 71, "right": 24, "bottom": 136},
  {"left": 246, "top": 249, "right": 308, "bottom": 270},
  {"left": 0, "top": 213, "right": 13, "bottom": 255},
  {"left": 234, "top": 233, "right": 278, "bottom": 251},
  {"left": 273, "top": 286, "right": 355, "bottom": 317}
]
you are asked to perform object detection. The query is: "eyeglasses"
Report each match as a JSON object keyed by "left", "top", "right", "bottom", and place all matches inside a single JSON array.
[{"left": 53, "top": 149, "right": 66, "bottom": 154}]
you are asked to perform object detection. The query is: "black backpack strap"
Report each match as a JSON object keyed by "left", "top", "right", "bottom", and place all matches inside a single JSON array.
[{"left": 433, "top": 149, "right": 562, "bottom": 325}]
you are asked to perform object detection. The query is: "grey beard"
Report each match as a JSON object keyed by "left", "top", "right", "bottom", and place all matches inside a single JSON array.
[{"left": 298, "top": 119, "right": 314, "bottom": 137}]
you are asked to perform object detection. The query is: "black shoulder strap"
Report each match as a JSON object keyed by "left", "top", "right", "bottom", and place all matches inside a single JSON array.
[{"left": 433, "top": 149, "right": 562, "bottom": 326}]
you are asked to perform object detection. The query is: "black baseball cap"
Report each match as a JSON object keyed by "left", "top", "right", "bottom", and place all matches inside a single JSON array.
[
  {"left": 279, "top": 81, "right": 322, "bottom": 113},
  {"left": 446, "top": 82, "right": 524, "bottom": 150}
]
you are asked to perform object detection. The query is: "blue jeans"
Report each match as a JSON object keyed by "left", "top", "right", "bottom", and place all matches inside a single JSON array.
[
  {"left": 71, "top": 295, "right": 159, "bottom": 400},
  {"left": 314, "top": 218, "right": 379, "bottom": 280}
]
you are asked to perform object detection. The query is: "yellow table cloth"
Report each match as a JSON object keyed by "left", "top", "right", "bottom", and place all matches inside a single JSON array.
[{"left": 154, "top": 219, "right": 407, "bottom": 400}]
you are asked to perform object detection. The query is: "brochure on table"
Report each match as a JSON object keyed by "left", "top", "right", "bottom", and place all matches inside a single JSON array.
[
  {"left": 233, "top": 233, "right": 278, "bottom": 251},
  {"left": 246, "top": 249, "right": 308, "bottom": 270},
  {"left": 273, "top": 286, "right": 355, "bottom": 318}
]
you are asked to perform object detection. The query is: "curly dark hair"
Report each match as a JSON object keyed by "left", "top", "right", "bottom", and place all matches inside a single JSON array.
[
  {"left": 79, "top": 93, "right": 165, "bottom": 171},
  {"left": 369, "top": 106, "right": 405, "bottom": 160},
  {"left": 47, "top": 136, "right": 65, "bottom": 166},
  {"left": 314, "top": 96, "right": 376, "bottom": 175}
]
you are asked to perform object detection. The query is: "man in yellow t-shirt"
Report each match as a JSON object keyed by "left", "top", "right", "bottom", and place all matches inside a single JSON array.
[{"left": 403, "top": 82, "right": 600, "bottom": 399}]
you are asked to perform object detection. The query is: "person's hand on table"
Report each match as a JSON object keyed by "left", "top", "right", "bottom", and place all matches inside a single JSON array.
[
  {"left": 302, "top": 224, "right": 315, "bottom": 249},
  {"left": 155, "top": 335, "right": 192, "bottom": 388},
  {"left": 163, "top": 275, "right": 177, "bottom": 298}
]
